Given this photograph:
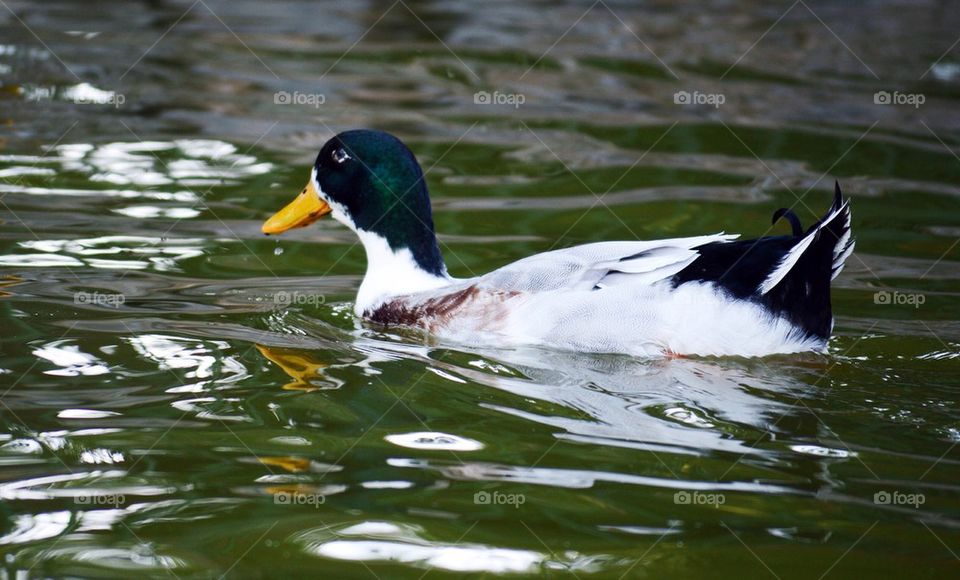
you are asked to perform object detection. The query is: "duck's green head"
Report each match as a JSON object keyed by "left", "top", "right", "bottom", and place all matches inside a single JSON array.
[{"left": 262, "top": 129, "right": 445, "bottom": 276}]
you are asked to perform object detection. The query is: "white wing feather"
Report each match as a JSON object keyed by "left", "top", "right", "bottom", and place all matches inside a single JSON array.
[{"left": 476, "top": 233, "right": 739, "bottom": 293}]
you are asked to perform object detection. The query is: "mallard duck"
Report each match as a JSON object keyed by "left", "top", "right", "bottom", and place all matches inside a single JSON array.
[{"left": 262, "top": 130, "right": 853, "bottom": 357}]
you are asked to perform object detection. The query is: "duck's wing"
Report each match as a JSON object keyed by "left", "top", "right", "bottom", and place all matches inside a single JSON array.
[{"left": 475, "top": 233, "right": 740, "bottom": 293}]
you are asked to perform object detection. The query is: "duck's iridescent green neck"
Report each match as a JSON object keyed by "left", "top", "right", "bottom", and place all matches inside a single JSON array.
[{"left": 355, "top": 178, "right": 446, "bottom": 278}]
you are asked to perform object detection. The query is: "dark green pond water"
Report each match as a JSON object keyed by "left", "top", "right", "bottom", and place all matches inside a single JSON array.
[{"left": 2, "top": 1, "right": 960, "bottom": 577}]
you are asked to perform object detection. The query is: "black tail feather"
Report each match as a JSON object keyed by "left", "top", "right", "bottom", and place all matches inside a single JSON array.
[
  {"left": 761, "top": 181, "right": 853, "bottom": 338},
  {"left": 771, "top": 208, "right": 804, "bottom": 237}
]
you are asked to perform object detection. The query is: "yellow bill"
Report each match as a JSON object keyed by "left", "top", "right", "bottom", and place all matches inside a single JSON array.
[{"left": 261, "top": 179, "right": 331, "bottom": 235}]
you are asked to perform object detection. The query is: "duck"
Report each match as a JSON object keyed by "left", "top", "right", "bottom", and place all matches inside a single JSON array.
[{"left": 261, "top": 129, "right": 854, "bottom": 358}]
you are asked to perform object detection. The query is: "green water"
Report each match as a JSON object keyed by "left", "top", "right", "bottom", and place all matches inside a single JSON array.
[{"left": 2, "top": 1, "right": 959, "bottom": 577}]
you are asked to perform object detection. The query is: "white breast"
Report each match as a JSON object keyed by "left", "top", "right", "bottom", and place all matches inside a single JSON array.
[{"left": 353, "top": 231, "right": 452, "bottom": 316}]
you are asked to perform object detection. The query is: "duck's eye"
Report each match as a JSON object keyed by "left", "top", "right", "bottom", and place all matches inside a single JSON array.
[{"left": 332, "top": 148, "right": 351, "bottom": 164}]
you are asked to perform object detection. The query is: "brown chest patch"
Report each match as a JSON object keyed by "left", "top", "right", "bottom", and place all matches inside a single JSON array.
[{"left": 364, "top": 285, "right": 517, "bottom": 332}]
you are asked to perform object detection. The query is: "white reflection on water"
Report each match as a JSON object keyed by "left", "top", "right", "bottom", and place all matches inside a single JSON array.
[
  {"left": 315, "top": 540, "right": 544, "bottom": 573},
  {"left": 0, "top": 254, "right": 85, "bottom": 267},
  {"left": 32, "top": 341, "right": 110, "bottom": 377},
  {"left": 57, "top": 409, "right": 120, "bottom": 419},
  {"left": 0, "top": 511, "right": 72, "bottom": 545},
  {"left": 0, "top": 182, "right": 200, "bottom": 201},
  {"left": 78, "top": 449, "right": 125, "bottom": 464},
  {"left": 0, "top": 166, "right": 55, "bottom": 178},
  {"left": 789, "top": 445, "right": 856, "bottom": 458},
  {"left": 384, "top": 431, "right": 484, "bottom": 451},
  {"left": 128, "top": 334, "right": 244, "bottom": 375},
  {"left": 36, "top": 545, "right": 188, "bottom": 571},
  {"left": 15, "top": 236, "right": 205, "bottom": 271},
  {"left": 0, "top": 470, "right": 176, "bottom": 501},
  {"left": 170, "top": 397, "right": 250, "bottom": 422},
  {"left": 0, "top": 439, "right": 43, "bottom": 455},
  {"left": 296, "top": 521, "right": 546, "bottom": 573},
  {"left": 126, "top": 334, "right": 250, "bottom": 390},
  {"left": 0, "top": 140, "right": 272, "bottom": 228},
  {"left": 111, "top": 205, "right": 201, "bottom": 219},
  {"left": 296, "top": 520, "right": 614, "bottom": 573},
  {"left": 386, "top": 457, "right": 795, "bottom": 494},
  {"left": 50, "top": 140, "right": 271, "bottom": 187}
]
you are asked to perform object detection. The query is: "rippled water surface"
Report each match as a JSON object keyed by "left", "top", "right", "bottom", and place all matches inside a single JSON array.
[{"left": 2, "top": 1, "right": 960, "bottom": 577}]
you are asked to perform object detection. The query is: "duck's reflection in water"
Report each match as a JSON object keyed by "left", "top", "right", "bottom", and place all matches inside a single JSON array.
[
  {"left": 256, "top": 333, "right": 815, "bottom": 458},
  {"left": 456, "top": 347, "right": 808, "bottom": 457}
]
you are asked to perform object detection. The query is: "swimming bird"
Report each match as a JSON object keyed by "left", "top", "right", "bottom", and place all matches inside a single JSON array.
[{"left": 262, "top": 130, "right": 854, "bottom": 357}]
